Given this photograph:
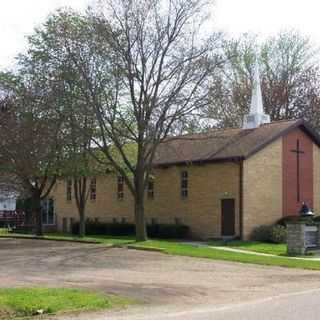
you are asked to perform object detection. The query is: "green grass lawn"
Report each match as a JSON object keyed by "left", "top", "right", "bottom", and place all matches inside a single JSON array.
[
  {"left": 128, "top": 240, "right": 320, "bottom": 270},
  {"left": 0, "top": 288, "right": 134, "bottom": 319},
  {"left": 0, "top": 229, "right": 9, "bottom": 236},
  {"left": 45, "top": 233, "right": 135, "bottom": 245},
  {"left": 0, "top": 231, "right": 135, "bottom": 245},
  {"left": 208, "top": 240, "right": 287, "bottom": 256}
]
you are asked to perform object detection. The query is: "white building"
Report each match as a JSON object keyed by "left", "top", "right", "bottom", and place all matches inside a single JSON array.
[{"left": 0, "top": 194, "right": 16, "bottom": 212}]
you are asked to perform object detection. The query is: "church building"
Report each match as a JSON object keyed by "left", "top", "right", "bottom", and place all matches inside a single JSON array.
[{"left": 50, "top": 61, "right": 320, "bottom": 240}]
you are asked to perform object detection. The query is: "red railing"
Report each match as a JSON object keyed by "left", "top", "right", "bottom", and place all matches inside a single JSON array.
[{"left": 0, "top": 210, "right": 26, "bottom": 227}]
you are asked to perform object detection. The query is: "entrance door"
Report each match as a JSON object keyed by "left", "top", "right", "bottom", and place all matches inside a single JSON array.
[{"left": 221, "top": 199, "right": 235, "bottom": 237}]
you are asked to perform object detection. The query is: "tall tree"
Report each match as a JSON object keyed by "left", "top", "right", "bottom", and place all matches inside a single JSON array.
[
  {"left": 62, "top": 109, "right": 98, "bottom": 237},
  {"left": 25, "top": 1, "right": 224, "bottom": 240},
  {"left": 203, "top": 30, "right": 320, "bottom": 129},
  {"left": 0, "top": 72, "right": 63, "bottom": 236}
]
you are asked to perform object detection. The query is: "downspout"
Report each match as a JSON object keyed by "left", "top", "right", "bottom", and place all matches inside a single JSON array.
[{"left": 239, "top": 159, "right": 244, "bottom": 240}]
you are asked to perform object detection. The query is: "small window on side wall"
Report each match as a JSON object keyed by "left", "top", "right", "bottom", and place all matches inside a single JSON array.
[
  {"left": 181, "top": 171, "right": 188, "bottom": 198},
  {"left": 117, "top": 176, "right": 124, "bottom": 200},
  {"left": 90, "top": 178, "right": 97, "bottom": 201},
  {"left": 66, "top": 179, "right": 72, "bottom": 201}
]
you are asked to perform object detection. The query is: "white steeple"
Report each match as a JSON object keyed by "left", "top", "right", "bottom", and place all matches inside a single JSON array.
[{"left": 243, "top": 57, "right": 270, "bottom": 129}]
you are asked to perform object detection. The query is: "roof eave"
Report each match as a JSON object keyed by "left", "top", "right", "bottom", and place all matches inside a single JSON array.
[
  {"left": 153, "top": 156, "right": 245, "bottom": 168},
  {"left": 243, "top": 119, "right": 320, "bottom": 160}
]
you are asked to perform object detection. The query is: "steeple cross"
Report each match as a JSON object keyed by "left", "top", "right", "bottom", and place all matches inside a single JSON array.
[{"left": 291, "top": 139, "right": 304, "bottom": 202}]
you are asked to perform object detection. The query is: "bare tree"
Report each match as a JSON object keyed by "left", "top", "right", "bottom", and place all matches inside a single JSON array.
[
  {"left": 62, "top": 109, "right": 99, "bottom": 237},
  {"left": 203, "top": 30, "right": 320, "bottom": 129},
  {"left": 24, "top": 1, "right": 224, "bottom": 240}
]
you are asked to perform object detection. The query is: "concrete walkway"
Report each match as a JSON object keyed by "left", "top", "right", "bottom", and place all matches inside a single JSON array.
[{"left": 184, "top": 241, "right": 320, "bottom": 260}]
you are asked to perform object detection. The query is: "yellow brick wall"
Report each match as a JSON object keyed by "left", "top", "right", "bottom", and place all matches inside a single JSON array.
[
  {"left": 242, "top": 139, "right": 283, "bottom": 240},
  {"left": 51, "top": 162, "right": 240, "bottom": 239},
  {"left": 146, "top": 163, "right": 240, "bottom": 239},
  {"left": 313, "top": 144, "right": 320, "bottom": 214},
  {"left": 52, "top": 175, "right": 135, "bottom": 232}
]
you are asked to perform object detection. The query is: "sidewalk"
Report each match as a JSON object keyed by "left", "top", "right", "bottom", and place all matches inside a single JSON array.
[{"left": 183, "top": 241, "right": 320, "bottom": 261}]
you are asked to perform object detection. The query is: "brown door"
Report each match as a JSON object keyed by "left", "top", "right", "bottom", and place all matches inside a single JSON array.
[{"left": 221, "top": 199, "right": 235, "bottom": 237}]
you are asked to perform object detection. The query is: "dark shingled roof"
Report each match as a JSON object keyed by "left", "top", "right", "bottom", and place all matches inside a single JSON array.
[{"left": 153, "top": 119, "right": 320, "bottom": 166}]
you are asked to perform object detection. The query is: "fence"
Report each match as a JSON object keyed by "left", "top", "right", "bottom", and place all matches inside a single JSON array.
[{"left": 0, "top": 211, "right": 26, "bottom": 228}]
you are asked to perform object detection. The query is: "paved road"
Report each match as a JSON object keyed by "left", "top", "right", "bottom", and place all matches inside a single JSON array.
[
  {"left": 58, "top": 288, "right": 320, "bottom": 320},
  {"left": 151, "top": 288, "right": 320, "bottom": 320},
  {"left": 1, "top": 238, "right": 320, "bottom": 320},
  {"left": 161, "top": 288, "right": 320, "bottom": 320}
]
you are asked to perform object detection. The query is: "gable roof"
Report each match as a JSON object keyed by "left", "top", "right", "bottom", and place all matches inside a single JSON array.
[{"left": 153, "top": 119, "right": 320, "bottom": 166}]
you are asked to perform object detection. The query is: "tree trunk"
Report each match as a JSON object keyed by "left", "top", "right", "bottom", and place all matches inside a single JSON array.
[
  {"left": 134, "top": 196, "right": 147, "bottom": 241},
  {"left": 32, "top": 192, "right": 43, "bottom": 237},
  {"left": 79, "top": 207, "right": 86, "bottom": 238},
  {"left": 134, "top": 168, "right": 147, "bottom": 241},
  {"left": 134, "top": 150, "right": 148, "bottom": 241},
  {"left": 74, "top": 177, "right": 87, "bottom": 238}
]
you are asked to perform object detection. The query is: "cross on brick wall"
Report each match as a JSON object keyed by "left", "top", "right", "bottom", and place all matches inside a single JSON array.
[{"left": 290, "top": 139, "right": 305, "bottom": 202}]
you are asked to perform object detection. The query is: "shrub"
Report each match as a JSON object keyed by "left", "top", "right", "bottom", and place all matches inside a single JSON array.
[
  {"left": 270, "top": 225, "right": 287, "bottom": 243},
  {"left": 71, "top": 220, "right": 135, "bottom": 236},
  {"left": 250, "top": 225, "right": 272, "bottom": 242},
  {"left": 313, "top": 215, "right": 320, "bottom": 223},
  {"left": 251, "top": 224, "right": 287, "bottom": 243},
  {"left": 147, "top": 224, "right": 190, "bottom": 239},
  {"left": 71, "top": 220, "right": 190, "bottom": 239}
]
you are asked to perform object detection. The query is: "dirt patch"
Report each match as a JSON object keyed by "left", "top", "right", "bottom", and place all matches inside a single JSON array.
[{"left": 0, "top": 309, "right": 13, "bottom": 320}]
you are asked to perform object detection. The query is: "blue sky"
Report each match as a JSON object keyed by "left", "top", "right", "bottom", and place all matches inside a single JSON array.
[{"left": 1, "top": 0, "right": 319, "bottom": 69}]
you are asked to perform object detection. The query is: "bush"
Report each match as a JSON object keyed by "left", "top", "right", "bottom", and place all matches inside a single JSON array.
[
  {"left": 313, "top": 215, "right": 320, "bottom": 223},
  {"left": 251, "top": 224, "right": 287, "bottom": 243},
  {"left": 270, "top": 225, "right": 287, "bottom": 243},
  {"left": 147, "top": 224, "right": 190, "bottom": 239},
  {"left": 71, "top": 220, "right": 190, "bottom": 239},
  {"left": 250, "top": 225, "right": 272, "bottom": 242},
  {"left": 71, "top": 220, "right": 135, "bottom": 236}
]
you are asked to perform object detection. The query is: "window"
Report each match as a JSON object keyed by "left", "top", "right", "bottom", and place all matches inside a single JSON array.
[
  {"left": 117, "top": 176, "right": 124, "bottom": 200},
  {"left": 41, "top": 199, "right": 54, "bottom": 225},
  {"left": 66, "top": 179, "right": 72, "bottom": 201},
  {"left": 181, "top": 171, "right": 188, "bottom": 198},
  {"left": 90, "top": 178, "right": 97, "bottom": 201},
  {"left": 147, "top": 179, "right": 154, "bottom": 199}
]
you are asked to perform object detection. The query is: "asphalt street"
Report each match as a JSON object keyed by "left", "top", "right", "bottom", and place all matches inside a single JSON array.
[
  {"left": 2, "top": 238, "right": 320, "bottom": 320},
  {"left": 97, "top": 287, "right": 320, "bottom": 320}
]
